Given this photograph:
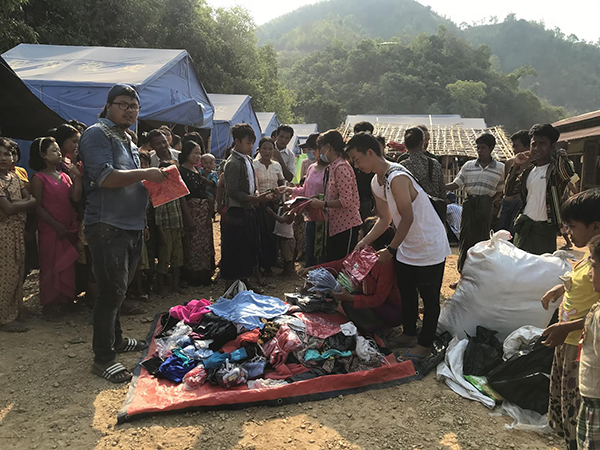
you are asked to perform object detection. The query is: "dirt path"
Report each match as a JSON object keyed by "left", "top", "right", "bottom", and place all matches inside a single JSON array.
[{"left": 0, "top": 232, "right": 574, "bottom": 449}]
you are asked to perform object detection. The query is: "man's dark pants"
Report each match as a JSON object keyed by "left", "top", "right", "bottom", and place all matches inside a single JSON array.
[{"left": 86, "top": 223, "right": 143, "bottom": 364}]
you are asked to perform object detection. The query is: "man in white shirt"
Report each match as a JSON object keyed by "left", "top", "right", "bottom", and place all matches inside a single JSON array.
[
  {"left": 148, "top": 129, "right": 181, "bottom": 167},
  {"left": 506, "top": 123, "right": 580, "bottom": 255},
  {"left": 271, "top": 125, "right": 296, "bottom": 182},
  {"left": 446, "top": 133, "right": 505, "bottom": 272}
]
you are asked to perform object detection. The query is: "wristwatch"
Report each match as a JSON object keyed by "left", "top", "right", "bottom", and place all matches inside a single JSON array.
[{"left": 386, "top": 245, "right": 397, "bottom": 256}]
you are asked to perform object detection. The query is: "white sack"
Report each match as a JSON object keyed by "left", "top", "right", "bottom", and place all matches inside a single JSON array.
[{"left": 438, "top": 231, "right": 570, "bottom": 341}]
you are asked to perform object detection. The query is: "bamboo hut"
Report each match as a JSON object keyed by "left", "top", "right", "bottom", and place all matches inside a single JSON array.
[{"left": 340, "top": 122, "right": 515, "bottom": 203}]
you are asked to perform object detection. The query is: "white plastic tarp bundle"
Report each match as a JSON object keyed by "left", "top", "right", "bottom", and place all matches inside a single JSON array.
[{"left": 437, "top": 231, "right": 571, "bottom": 341}]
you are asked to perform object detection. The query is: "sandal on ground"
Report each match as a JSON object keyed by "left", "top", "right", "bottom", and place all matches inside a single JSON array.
[
  {"left": 0, "top": 321, "right": 30, "bottom": 333},
  {"left": 115, "top": 338, "right": 148, "bottom": 353},
  {"left": 92, "top": 362, "right": 132, "bottom": 383}
]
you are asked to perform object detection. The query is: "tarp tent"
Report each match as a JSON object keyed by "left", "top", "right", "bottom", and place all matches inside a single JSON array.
[
  {"left": 208, "top": 94, "right": 261, "bottom": 159},
  {"left": 0, "top": 55, "right": 65, "bottom": 140},
  {"left": 2, "top": 44, "right": 214, "bottom": 129},
  {"left": 286, "top": 123, "right": 318, "bottom": 155},
  {"left": 256, "top": 112, "right": 280, "bottom": 138}
]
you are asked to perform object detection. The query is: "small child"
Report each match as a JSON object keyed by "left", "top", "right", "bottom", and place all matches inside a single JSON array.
[
  {"left": 0, "top": 139, "right": 37, "bottom": 332},
  {"left": 577, "top": 234, "right": 600, "bottom": 449},
  {"left": 200, "top": 153, "right": 218, "bottom": 217},
  {"left": 541, "top": 188, "right": 600, "bottom": 449},
  {"left": 268, "top": 204, "right": 296, "bottom": 276},
  {"left": 155, "top": 161, "right": 185, "bottom": 295}
]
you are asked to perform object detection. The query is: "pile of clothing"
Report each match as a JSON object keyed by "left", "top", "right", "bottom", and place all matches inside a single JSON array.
[{"left": 141, "top": 289, "right": 389, "bottom": 391}]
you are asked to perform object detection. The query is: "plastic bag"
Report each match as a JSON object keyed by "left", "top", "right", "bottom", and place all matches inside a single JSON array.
[
  {"left": 307, "top": 268, "right": 341, "bottom": 295},
  {"left": 487, "top": 339, "right": 554, "bottom": 414},
  {"left": 502, "top": 326, "right": 544, "bottom": 361},
  {"left": 342, "top": 246, "right": 379, "bottom": 283},
  {"left": 490, "top": 400, "right": 552, "bottom": 434},
  {"left": 155, "top": 321, "right": 193, "bottom": 359},
  {"left": 262, "top": 324, "right": 304, "bottom": 367},
  {"left": 463, "top": 326, "right": 504, "bottom": 376},
  {"left": 438, "top": 231, "right": 570, "bottom": 340},
  {"left": 183, "top": 365, "right": 208, "bottom": 390},
  {"left": 215, "top": 359, "right": 248, "bottom": 388},
  {"left": 143, "top": 164, "right": 190, "bottom": 207},
  {"left": 355, "top": 336, "right": 384, "bottom": 363}
]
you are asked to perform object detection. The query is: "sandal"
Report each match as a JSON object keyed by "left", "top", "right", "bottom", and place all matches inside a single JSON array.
[
  {"left": 115, "top": 338, "right": 148, "bottom": 353},
  {"left": 92, "top": 362, "right": 132, "bottom": 383}
]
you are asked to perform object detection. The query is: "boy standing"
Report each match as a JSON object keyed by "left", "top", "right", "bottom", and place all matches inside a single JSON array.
[
  {"left": 446, "top": 133, "right": 505, "bottom": 272},
  {"left": 506, "top": 124, "right": 579, "bottom": 255},
  {"left": 540, "top": 188, "right": 600, "bottom": 450},
  {"left": 155, "top": 162, "right": 185, "bottom": 296},
  {"left": 221, "top": 124, "right": 272, "bottom": 286},
  {"left": 201, "top": 153, "right": 218, "bottom": 216}
]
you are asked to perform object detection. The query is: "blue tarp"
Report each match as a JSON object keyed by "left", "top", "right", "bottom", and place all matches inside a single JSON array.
[
  {"left": 208, "top": 94, "right": 261, "bottom": 160},
  {"left": 2, "top": 44, "right": 214, "bottom": 129},
  {"left": 256, "top": 112, "right": 280, "bottom": 138}
]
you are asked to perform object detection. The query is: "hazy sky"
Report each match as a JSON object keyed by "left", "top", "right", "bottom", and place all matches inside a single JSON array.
[{"left": 208, "top": 0, "right": 600, "bottom": 43}]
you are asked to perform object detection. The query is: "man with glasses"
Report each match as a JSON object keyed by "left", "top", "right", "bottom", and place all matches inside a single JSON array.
[{"left": 79, "top": 84, "right": 167, "bottom": 383}]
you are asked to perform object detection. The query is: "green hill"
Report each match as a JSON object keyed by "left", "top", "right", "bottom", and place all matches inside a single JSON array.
[{"left": 258, "top": 0, "right": 600, "bottom": 115}]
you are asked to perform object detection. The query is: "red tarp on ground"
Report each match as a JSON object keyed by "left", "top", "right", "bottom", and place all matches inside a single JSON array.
[{"left": 118, "top": 313, "right": 419, "bottom": 423}]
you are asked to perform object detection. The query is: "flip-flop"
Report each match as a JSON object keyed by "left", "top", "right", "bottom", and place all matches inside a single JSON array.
[
  {"left": 92, "top": 362, "right": 132, "bottom": 383},
  {"left": 0, "top": 322, "right": 30, "bottom": 333},
  {"left": 115, "top": 338, "right": 148, "bottom": 353}
]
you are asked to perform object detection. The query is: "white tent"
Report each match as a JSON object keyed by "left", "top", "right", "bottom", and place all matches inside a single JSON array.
[{"left": 286, "top": 123, "right": 319, "bottom": 154}]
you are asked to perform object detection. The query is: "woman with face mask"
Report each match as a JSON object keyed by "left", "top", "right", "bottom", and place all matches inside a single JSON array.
[
  {"left": 309, "top": 130, "right": 362, "bottom": 262},
  {"left": 280, "top": 133, "right": 328, "bottom": 266}
]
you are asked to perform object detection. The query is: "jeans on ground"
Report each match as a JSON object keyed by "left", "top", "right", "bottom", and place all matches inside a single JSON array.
[
  {"left": 394, "top": 259, "right": 445, "bottom": 348},
  {"left": 86, "top": 222, "right": 143, "bottom": 364}
]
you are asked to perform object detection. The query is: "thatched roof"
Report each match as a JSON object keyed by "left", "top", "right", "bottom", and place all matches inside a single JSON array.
[{"left": 340, "top": 122, "right": 515, "bottom": 161}]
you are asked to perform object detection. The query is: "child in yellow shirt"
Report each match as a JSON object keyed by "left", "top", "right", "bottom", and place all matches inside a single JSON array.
[{"left": 542, "top": 188, "right": 600, "bottom": 449}]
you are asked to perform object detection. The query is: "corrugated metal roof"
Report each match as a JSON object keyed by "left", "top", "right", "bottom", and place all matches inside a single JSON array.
[
  {"left": 345, "top": 114, "right": 487, "bottom": 129},
  {"left": 554, "top": 110, "right": 600, "bottom": 128},
  {"left": 558, "top": 125, "right": 600, "bottom": 142}
]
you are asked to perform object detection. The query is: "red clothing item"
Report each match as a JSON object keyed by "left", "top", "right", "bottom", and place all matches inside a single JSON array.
[
  {"left": 315, "top": 258, "right": 401, "bottom": 310},
  {"left": 324, "top": 157, "right": 362, "bottom": 236}
]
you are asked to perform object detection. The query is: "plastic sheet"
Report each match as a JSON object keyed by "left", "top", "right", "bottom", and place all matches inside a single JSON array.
[
  {"left": 436, "top": 337, "right": 496, "bottom": 409},
  {"left": 463, "top": 326, "right": 504, "bottom": 376},
  {"left": 143, "top": 164, "right": 190, "bottom": 207},
  {"left": 155, "top": 321, "right": 192, "bottom": 359},
  {"left": 490, "top": 400, "right": 552, "bottom": 434},
  {"left": 438, "top": 231, "right": 570, "bottom": 340}
]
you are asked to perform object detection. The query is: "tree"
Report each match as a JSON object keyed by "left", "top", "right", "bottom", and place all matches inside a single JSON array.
[{"left": 446, "top": 80, "right": 487, "bottom": 117}]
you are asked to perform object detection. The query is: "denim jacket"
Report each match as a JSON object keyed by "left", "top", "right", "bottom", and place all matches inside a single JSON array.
[{"left": 79, "top": 119, "right": 148, "bottom": 230}]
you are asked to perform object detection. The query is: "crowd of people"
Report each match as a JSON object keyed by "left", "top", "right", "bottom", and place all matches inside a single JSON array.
[{"left": 1, "top": 83, "right": 600, "bottom": 449}]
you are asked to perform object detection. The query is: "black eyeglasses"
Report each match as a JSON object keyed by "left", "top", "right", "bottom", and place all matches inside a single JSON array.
[{"left": 111, "top": 101, "right": 140, "bottom": 112}]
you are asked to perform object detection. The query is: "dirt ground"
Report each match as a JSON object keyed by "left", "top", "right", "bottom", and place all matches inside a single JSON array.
[{"left": 0, "top": 230, "right": 578, "bottom": 450}]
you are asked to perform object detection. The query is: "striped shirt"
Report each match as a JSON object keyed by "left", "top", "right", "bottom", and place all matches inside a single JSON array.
[
  {"left": 453, "top": 159, "right": 505, "bottom": 197},
  {"left": 446, "top": 203, "right": 462, "bottom": 238}
]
